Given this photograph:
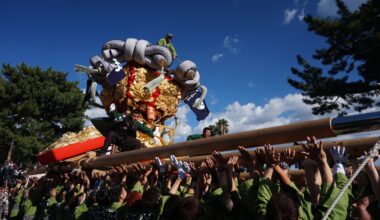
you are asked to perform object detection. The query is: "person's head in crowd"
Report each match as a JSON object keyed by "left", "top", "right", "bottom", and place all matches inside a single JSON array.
[
  {"left": 175, "top": 196, "right": 204, "bottom": 220},
  {"left": 76, "top": 192, "right": 86, "bottom": 206},
  {"left": 161, "top": 195, "right": 182, "bottom": 220},
  {"left": 122, "top": 113, "right": 136, "bottom": 130},
  {"left": 21, "top": 175, "right": 28, "bottom": 186},
  {"left": 96, "top": 189, "right": 111, "bottom": 207},
  {"left": 351, "top": 195, "right": 376, "bottom": 220},
  {"left": 119, "top": 185, "right": 127, "bottom": 203},
  {"left": 65, "top": 190, "right": 76, "bottom": 204},
  {"left": 202, "top": 127, "right": 212, "bottom": 138},
  {"left": 87, "top": 189, "right": 99, "bottom": 205},
  {"left": 266, "top": 190, "right": 300, "bottom": 220},
  {"left": 48, "top": 186, "right": 57, "bottom": 198},
  {"left": 217, "top": 192, "right": 234, "bottom": 214},
  {"left": 131, "top": 110, "right": 142, "bottom": 121},
  {"left": 345, "top": 165, "right": 353, "bottom": 178},
  {"left": 142, "top": 187, "right": 162, "bottom": 213},
  {"left": 108, "top": 185, "right": 121, "bottom": 202},
  {"left": 126, "top": 191, "right": 142, "bottom": 208},
  {"left": 352, "top": 172, "right": 371, "bottom": 197},
  {"left": 56, "top": 190, "right": 66, "bottom": 203}
]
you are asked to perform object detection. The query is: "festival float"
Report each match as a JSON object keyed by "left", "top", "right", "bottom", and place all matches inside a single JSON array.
[
  {"left": 36, "top": 37, "right": 380, "bottom": 168},
  {"left": 37, "top": 37, "right": 210, "bottom": 165}
]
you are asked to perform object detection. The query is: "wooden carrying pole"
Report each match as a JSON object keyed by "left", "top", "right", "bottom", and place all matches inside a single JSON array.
[
  {"left": 129, "top": 136, "right": 380, "bottom": 168},
  {"left": 77, "top": 117, "right": 334, "bottom": 169},
  {"left": 76, "top": 111, "right": 380, "bottom": 169},
  {"left": 38, "top": 136, "right": 379, "bottom": 175}
]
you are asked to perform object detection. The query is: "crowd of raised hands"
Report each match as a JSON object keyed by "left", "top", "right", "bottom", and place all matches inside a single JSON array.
[{"left": 2, "top": 136, "right": 379, "bottom": 220}]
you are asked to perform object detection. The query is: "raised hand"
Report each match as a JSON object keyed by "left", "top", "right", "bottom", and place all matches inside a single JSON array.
[
  {"left": 131, "top": 162, "right": 147, "bottom": 182},
  {"left": 170, "top": 155, "right": 181, "bottom": 169},
  {"left": 182, "top": 162, "right": 191, "bottom": 173},
  {"left": 205, "top": 157, "right": 215, "bottom": 170},
  {"left": 281, "top": 148, "right": 296, "bottom": 166},
  {"left": 301, "top": 136, "right": 327, "bottom": 163},
  {"left": 177, "top": 166, "right": 187, "bottom": 180},
  {"left": 238, "top": 146, "right": 255, "bottom": 167},
  {"left": 212, "top": 151, "right": 227, "bottom": 168},
  {"left": 263, "top": 144, "right": 280, "bottom": 166},
  {"left": 363, "top": 150, "right": 379, "bottom": 173},
  {"left": 227, "top": 156, "right": 239, "bottom": 169},
  {"left": 154, "top": 157, "right": 166, "bottom": 174},
  {"left": 170, "top": 154, "right": 187, "bottom": 180},
  {"left": 254, "top": 148, "right": 266, "bottom": 169},
  {"left": 329, "top": 145, "right": 349, "bottom": 164},
  {"left": 121, "top": 163, "right": 129, "bottom": 174}
]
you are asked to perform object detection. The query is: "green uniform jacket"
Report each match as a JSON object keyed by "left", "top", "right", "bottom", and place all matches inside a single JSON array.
[
  {"left": 9, "top": 188, "right": 24, "bottom": 218},
  {"left": 157, "top": 38, "right": 177, "bottom": 58},
  {"left": 135, "top": 121, "right": 154, "bottom": 137},
  {"left": 257, "top": 178, "right": 313, "bottom": 220},
  {"left": 186, "top": 134, "right": 203, "bottom": 141},
  {"left": 74, "top": 203, "right": 88, "bottom": 220},
  {"left": 316, "top": 173, "right": 352, "bottom": 220}
]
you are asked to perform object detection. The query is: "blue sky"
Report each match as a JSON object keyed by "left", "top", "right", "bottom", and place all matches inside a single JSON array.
[{"left": 1, "top": 0, "right": 376, "bottom": 141}]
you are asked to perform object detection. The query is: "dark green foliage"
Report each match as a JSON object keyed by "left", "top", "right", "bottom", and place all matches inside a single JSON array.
[
  {"left": 209, "top": 119, "right": 229, "bottom": 136},
  {"left": 0, "top": 63, "right": 85, "bottom": 166},
  {"left": 288, "top": 0, "right": 380, "bottom": 116}
]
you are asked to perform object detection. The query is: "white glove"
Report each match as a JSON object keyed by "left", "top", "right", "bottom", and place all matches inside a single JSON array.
[
  {"left": 178, "top": 166, "right": 187, "bottom": 180},
  {"left": 170, "top": 155, "right": 180, "bottom": 169},
  {"left": 170, "top": 155, "right": 188, "bottom": 180},
  {"left": 182, "top": 162, "right": 191, "bottom": 173},
  {"left": 154, "top": 157, "right": 166, "bottom": 174},
  {"left": 329, "top": 146, "right": 349, "bottom": 164}
]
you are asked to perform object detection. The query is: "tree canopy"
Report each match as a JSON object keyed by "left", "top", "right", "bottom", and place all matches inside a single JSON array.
[
  {"left": 209, "top": 119, "right": 229, "bottom": 136},
  {"left": 0, "top": 63, "right": 85, "bottom": 166},
  {"left": 288, "top": 0, "right": 380, "bottom": 116}
]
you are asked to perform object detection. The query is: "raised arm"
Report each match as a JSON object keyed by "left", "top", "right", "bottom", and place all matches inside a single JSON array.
[
  {"left": 364, "top": 149, "right": 380, "bottom": 201},
  {"left": 302, "top": 136, "right": 333, "bottom": 185}
]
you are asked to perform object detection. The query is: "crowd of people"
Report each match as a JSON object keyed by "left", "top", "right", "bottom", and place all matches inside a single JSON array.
[{"left": 0, "top": 136, "right": 379, "bottom": 220}]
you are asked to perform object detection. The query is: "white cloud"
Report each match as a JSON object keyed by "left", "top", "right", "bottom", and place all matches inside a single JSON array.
[
  {"left": 84, "top": 97, "right": 108, "bottom": 126},
  {"left": 84, "top": 107, "right": 108, "bottom": 126},
  {"left": 194, "top": 93, "right": 321, "bottom": 134},
  {"left": 283, "top": 8, "right": 298, "bottom": 24},
  {"left": 223, "top": 35, "right": 240, "bottom": 54},
  {"left": 298, "top": 8, "right": 305, "bottom": 21},
  {"left": 317, "top": 0, "right": 367, "bottom": 17},
  {"left": 85, "top": 107, "right": 107, "bottom": 119},
  {"left": 211, "top": 53, "right": 224, "bottom": 62},
  {"left": 248, "top": 82, "right": 255, "bottom": 88}
]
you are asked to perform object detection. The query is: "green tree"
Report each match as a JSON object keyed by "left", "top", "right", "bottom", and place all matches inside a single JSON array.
[
  {"left": 208, "top": 119, "right": 229, "bottom": 136},
  {"left": 288, "top": 0, "right": 380, "bottom": 116},
  {"left": 208, "top": 124, "right": 218, "bottom": 136},
  {"left": 215, "top": 119, "right": 229, "bottom": 135},
  {"left": 0, "top": 63, "right": 85, "bottom": 166}
]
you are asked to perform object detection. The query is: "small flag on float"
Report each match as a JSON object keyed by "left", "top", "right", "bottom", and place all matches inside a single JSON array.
[
  {"left": 184, "top": 88, "right": 210, "bottom": 121},
  {"left": 107, "top": 59, "right": 126, "bottom": 86}
]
